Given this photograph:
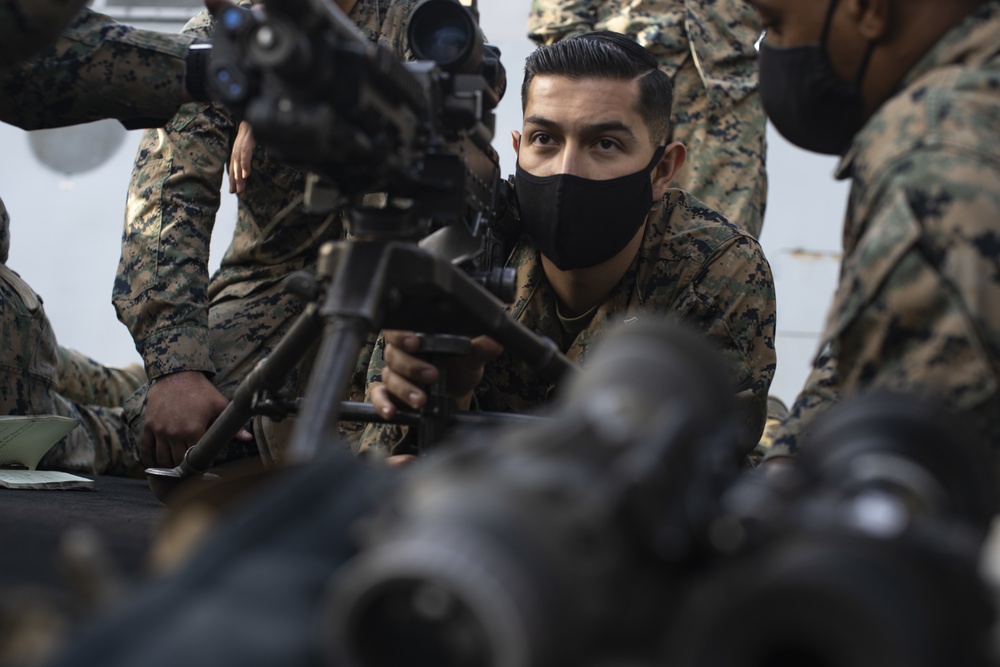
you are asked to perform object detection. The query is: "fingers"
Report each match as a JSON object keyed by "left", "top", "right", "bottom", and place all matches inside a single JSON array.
[
  {"left": 228, "top": 153, "right": 239, "bottom": 194},
  {"left": 369, "top": 383, "right": 397, "bottom": 419},
  {"left": 381, "top": 365, "right": 430, "bottom": 410},
  {"left": 378, "top": 331, "right": 501, "bottom": 411},
  {"left": 169, "top": 437, "right": 188, "bottom": 470},
  {"left": 469, "top": 335, "right": 504, "bottom": 365},
  {"left": 385, "top": 454, "right": 416, "bottom": 467},
  {"left": 228, "top": 121, "right": 256, "bottom": 194},
  {"left": 379, "top": 330, "right": 440, "bottom": 410},
  {"left": 139, "top": 425, "right": 156, "bottom": 471},
  {"left": 139, "top": 424, "right": 195, "bottom": 470},
  {"left": 382, "top": 330, "right": 421, "bottom": 354},
  {"left": 142, "top": 372, "right": 237, "bottom": 468},
  {"left": 384, "top": 335, "right": 438, "bottom": 385}
]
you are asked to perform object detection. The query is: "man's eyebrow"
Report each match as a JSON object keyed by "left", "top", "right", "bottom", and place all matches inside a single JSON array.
[{"left": 523, "top": 116, "right": 638, "bottom": 140}]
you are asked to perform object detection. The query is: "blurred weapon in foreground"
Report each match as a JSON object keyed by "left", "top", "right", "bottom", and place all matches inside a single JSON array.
[
  {"left": 42, "top": 320, "right": 1000, "bottom": 667},
  {"left": 324, "top": 320, "right": 1000, "bottom": 667}
]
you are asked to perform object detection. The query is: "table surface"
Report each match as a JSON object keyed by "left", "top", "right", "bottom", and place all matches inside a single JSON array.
[{"left": 0, "top": 476, "right": 165, "bottom": 598}]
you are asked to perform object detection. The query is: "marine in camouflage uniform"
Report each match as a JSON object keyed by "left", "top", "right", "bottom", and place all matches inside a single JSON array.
[
  {"left": 114, "top": 0, "right": 417, "bottom": 462},
  {"left": 0, "top": 8, "right": 195, "bottom": 475},
  {"left": 768, "top": 1, "right": 1000, "bottom": 461},
  {"left": 527, "top": 0, "right": 768, "bottom": 238},
  {"left": 360, "top": 190, "right": 777, "bottom": 456}
]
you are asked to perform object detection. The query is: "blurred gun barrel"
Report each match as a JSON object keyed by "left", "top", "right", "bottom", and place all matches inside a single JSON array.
[
  {"left": 325, "top": 320, "right": 748, "bottom": 667},
  {"left": 664, "top": 394, "right": 999, "bottom": 667}
]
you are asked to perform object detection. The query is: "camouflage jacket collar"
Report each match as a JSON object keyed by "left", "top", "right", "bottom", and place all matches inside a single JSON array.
[{"left": 836, "top": 0, "right": 1000, "bottom": 181}]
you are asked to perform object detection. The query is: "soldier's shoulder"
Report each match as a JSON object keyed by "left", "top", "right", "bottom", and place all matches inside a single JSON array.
[
  {"left": 853, "top": 55, "right": 1000, "bottom": 185},
  {"left": 649, "top": 189, "right": 760, "bottom": 262}
]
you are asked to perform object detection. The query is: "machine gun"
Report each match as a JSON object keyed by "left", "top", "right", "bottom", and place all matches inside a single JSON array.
[{"left": 145, "top": 0, "right": 576, "bottom": 501}]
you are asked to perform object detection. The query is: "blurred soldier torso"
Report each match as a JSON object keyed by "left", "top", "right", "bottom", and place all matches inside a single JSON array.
[{"left": 773, "top": 1, "right": 1000, "bottom": 460}]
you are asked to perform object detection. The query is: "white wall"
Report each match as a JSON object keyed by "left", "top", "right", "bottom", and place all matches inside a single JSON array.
[{"left": 0, "top": 3, "right": 850, "bottom": 406}]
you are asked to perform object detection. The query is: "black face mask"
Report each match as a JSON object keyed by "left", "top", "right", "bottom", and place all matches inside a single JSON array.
[
  {"left": 515, "top": 146, "right": 666, "bottom": 271},
  {"left": 758, "top": 0, "right": 875, "bottom": 156}
]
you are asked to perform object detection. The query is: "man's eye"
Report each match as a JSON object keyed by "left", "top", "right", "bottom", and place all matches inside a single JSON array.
[{"left": 596, "top": 139, "right": 619, "bottom": 150}]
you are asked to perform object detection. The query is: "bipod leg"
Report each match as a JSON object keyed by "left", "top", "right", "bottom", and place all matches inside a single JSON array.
[
  {"left": 286, "top": 315, "right": 370, "bottom": 463},
  {"left": 286, "top": 240, "right": 395, "bottom": 463}
]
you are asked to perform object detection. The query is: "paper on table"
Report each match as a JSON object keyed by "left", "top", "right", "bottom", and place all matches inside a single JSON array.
[
  {"left": 0, "top": 468, "right": 95, "bottom": 490},
  {"left": 0, "top": 415, "right": 80, "bottom": 470}
]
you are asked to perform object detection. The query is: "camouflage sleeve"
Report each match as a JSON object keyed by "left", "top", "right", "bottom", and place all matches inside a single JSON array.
[
  {"left": 527, "top": 0, "right": 595, "bottom": 45},
  {"left": 672, "top": 1, "right": 767, "bottom": 237},
  {"left": 761, "top": 346, "right": 839, "bottom": 461},
  {"left": 0, "top": 8, "right": 193, "bottom": 130},
  {"left": 685, "top": 0, "right": 761, "bottom": 99},
  {"left": 679, "top": 233, "right": 777, "bottom": 446},
  {"left": 0, "top": 0, "right": 89, "bottom": 67},
  {"left": 112, "top": 11, "right": 230, "bottom": 380},
  {"left": 770, "top": 146, "right": 1000, "bottom": 457}
]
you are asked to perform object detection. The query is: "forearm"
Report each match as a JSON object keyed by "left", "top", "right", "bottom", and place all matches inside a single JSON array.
[
  {"left": 115, "top": 103, "right": 233, "bottom": 378},
  {"left": 687, "top": 235, "right": 777, "bottom": 444},
  {"left": 0, "top": 8, "right": 194, "bottom": 129}
]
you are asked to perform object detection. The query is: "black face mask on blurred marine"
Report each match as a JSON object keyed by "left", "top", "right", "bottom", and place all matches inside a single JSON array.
[{"left": 757, "top": 0, "right": 876, "bottom": 156}]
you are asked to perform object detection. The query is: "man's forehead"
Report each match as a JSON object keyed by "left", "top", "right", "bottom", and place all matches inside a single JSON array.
[
  {"left": 523, "top": 76, "right": 645, "bottom": 138},
  {"left": 525, "top": 74, "right": 641, "bottom": 110}
]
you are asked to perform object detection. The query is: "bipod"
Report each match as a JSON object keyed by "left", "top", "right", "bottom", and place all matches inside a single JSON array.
[{"left": 146, "top": 208, "right": 576, "bottom": 502}]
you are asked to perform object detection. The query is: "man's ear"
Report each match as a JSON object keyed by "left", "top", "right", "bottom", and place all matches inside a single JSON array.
[
  {"left": 511, "top": 130, "right": 521, "bottom": 156},
  {"left": 843, "top": 0, "right": 892, "bottom": 41},
  {"left": 651, "top": 141, "right": 686, "bottom": 200}
]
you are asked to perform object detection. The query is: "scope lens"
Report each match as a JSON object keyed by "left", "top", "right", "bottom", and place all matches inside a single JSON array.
[
  {"left": 421, "top": 23, "right": 470, "bottom": 63},
  {"left": 408, "top": 0, "right": 479, "bottom": 72}
]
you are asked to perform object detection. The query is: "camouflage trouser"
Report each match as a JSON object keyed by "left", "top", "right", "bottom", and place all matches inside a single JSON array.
[
  {"left": 122, "top": 280, "right": 373, "bottom": 464},
  {"left": 0, "top": 263, "right": 144, "bottom": 475},
  {"left": 668, "top": 56, "right": 768, "bottom": 238}
]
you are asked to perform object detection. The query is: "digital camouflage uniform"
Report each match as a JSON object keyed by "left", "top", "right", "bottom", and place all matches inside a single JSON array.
[
  {"left": 114, "top": 0, "right": 416, "bottom": 460},
  {"left": 0, "top": 8, "right": 193, "bottom": 475},
  {"left": 768, "top": 1, "right": 1000, "bottom": 463},
  {"left": 360, "top": 190, "right": 777, "bottom": 456},
  {"left": 527, "top": 0, "right": 767, "bottom": 238}
]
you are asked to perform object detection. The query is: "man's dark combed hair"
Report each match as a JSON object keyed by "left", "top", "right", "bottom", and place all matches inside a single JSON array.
[{"left": 521, "top": 32, "right": 673, "bottom": 145}]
